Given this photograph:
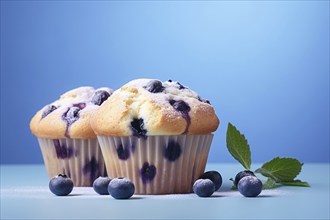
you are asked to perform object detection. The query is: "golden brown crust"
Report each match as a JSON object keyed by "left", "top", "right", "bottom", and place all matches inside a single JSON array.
[
  {"left": 30, "top": 87, "right": 113, "bottom": 139},
  {"left": 91, "top": 79, "right": 219, "bottom": 136}
]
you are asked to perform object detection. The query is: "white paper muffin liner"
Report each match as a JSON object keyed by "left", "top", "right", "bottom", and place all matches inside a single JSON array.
[
  {"left": 97, "top": 134, "right": 213, "bottom": 194},
  {"left": 37, "top": 138, "right": 106, "bottom": 186}
]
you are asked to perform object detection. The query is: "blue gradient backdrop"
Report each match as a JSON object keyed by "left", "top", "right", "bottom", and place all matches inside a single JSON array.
[{"left": 1, "top": 1, "right": 329, "bottom": 164}]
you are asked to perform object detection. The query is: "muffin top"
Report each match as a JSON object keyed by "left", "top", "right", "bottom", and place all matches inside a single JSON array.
[
  {"left": 30, "top": 86, "right": 113, "bottom": 139},
  {"left": 91, "top": 79, "right": 219, "bottom": 137}
]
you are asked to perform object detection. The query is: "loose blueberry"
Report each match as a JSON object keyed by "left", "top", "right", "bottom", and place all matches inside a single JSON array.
[
  {"left": 234, "top": 170, "right": 256, "bottom": 187},
  {"left": 199, "top": 171, "right": 222, "bottom": 191},
  {"left": 130, "top": 118, "right": 147, "bottom": 139},
  {"left": 49, "top": 174, "right": 73, "bottom": 196},
  {"left": 237, "top": 176, "right": 263, "bottom": 197},
  {"left": 42, "top": 105, "right": 57, "bottom": 119},
  {"left": 108, "top": 178, "right": 135, "bottom": 199},
  {"left": 193, "top": 179, "right": 215, "bottom": 197},
  {"left": 144, "top": 80, "right": 164, "bottom": 93},
  {"left": 140, "top": 162, "right": 157, "bottom": 183},
  {"left": 169, "top": 100, "right": 191, "bottom": 113},
  {"left": 92, "top": 90, "right": 111, "bottom": 106},
  {"left": 164, "top": 140, "right": 181, "bottom": 161},
  {"left": 93, "top": 176, "right": 112, "bottom": 195}
]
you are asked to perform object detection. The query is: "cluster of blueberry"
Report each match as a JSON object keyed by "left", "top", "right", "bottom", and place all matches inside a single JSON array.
[
  {"left": 49, "top": 169, "right": 262, "bottom": 199},
  {"left": 49, "top": 175, "right": 135, "bottom": 199},
  {"left": 143, "top": 79, "right": 211, "bottom": 136},
  {"left": 41, "top": 90, "right": 111, "bottom": 138},
  {"left": 94, "top": 177, "right": 135, "bottom": 199},
  {"left": 193, "top": 170, "right": 263, "bottom": 197},
  {"left": 144, "top": 79, "right": 189, "bottom": 93},
  {"left": 193, "top": 171, "right": 222, "bottom": 197},
  {"left": 144, "top": 79, "right": 210, "bottom": 104},
  {"left": 234, "top": 170, "right": 263, "bottom": 197}
]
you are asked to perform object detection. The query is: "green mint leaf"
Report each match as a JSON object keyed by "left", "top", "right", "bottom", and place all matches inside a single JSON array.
[
  {"left": 226, "top": 123, "right": 251, "bottom": 170},
  {"left": 257, "top": 157, "right": 303, "bottom": 182},
  {"left": 255, "top": 168, "right": 281, "bottom": 182},
  {"left": 281, "top": 180, "right": 310, "bottom": 187},
  {"left": 262, "top": 178, "right": 279, "bottom": 189}
]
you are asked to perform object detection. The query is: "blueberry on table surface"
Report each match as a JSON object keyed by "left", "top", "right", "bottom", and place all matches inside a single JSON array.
[
  {"left": 199, "top": 171, "right": 222, "bottom": 191},
  {"left": 234, "top": 170, "right": 256, "bottom": 186},
  {"left": 144, "top": 80, "right": 164, "bottom": 93},
  {"left": 108, "top": 178, "right": 135, "bottom": 199},
  {"left": 93, "top": 176, "right": 112, "bottom": 195},
  {"left": 193, "top": 179, "right": 215, "bottom": 197},
  {"left": 238, "top": 176, "right": 263, "bottom": 197},
  {"left": 92, "top": 90, "right": 111, "bottom": 106},
  {"left": 49, "top": 174, "right": 73, "bottom": 196}
]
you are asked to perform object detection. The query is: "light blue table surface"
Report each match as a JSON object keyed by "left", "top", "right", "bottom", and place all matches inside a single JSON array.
[{"left": 1, "top": 163, "right": 329, "bottom": 219}]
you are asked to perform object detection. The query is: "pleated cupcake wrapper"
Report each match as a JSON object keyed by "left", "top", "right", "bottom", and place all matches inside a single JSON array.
[
  {"left": 37, "top": 138, "right": 106, "bottom": 187},
  {"left": 98, "top": 134, "right": 213, "bottom": 194}
]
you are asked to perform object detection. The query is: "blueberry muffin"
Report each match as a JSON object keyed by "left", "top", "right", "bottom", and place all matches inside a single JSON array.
[
  {"left": 91, "top": 79, "right": 219, "bottom": 194},
  {"left": 30, "top": 87, "right": 113, "bottom": 186}
]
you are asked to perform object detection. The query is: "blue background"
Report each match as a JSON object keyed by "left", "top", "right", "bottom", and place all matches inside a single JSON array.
[{"left": 1, "top": 1, "right": 329, "bottom": 164}]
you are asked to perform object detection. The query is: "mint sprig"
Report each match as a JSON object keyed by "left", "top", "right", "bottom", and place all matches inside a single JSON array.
[
  {"left": 255, "top": 157, "right": 303, "bottom": 182},
  {"left": 226, "top": 122, "right": 310, "bottom": 188}
]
